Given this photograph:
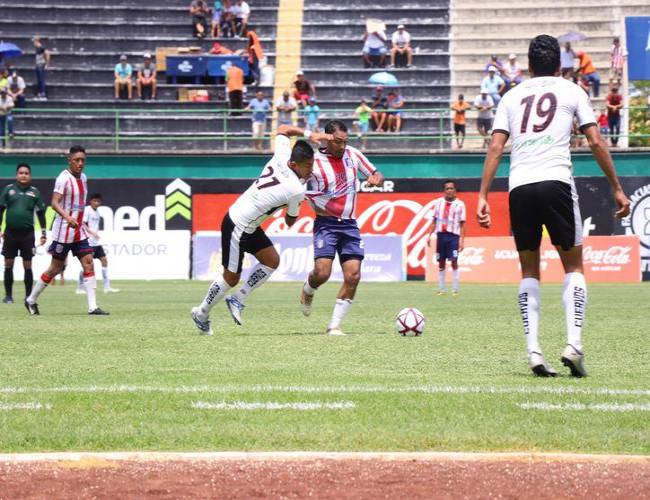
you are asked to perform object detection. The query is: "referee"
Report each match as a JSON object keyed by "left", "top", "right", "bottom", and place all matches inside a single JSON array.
[{"left": 0, "top": 164, "right": 47, "bottom": 304}]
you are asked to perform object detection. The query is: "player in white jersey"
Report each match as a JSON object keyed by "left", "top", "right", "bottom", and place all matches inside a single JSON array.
[
  {"left": 75, "top": 193, "right": 120, "bottom": 295},
  {"left": 191, "top": 125, "right": 332, "bottom": 336},
  {"left": 426, "top": 180, "right": 466, "bottom": 295},
  {"left": 25, "top": 145, "right": 109, "bottom": 316},
  {"left": 299, "top": 120, "right": 384, "bottom": 336},
  {"left": 477, "top": 35, "right": 630, "bottom": 377}
]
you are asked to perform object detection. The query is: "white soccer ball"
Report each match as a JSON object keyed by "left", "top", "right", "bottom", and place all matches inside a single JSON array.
[{"left": 395, "top": 307, "right": 425, "bottom": 336}]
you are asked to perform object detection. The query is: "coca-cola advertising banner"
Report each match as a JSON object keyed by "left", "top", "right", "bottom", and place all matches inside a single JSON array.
[{"left": 425, "top": 236, "right": 641, "bottom": 283}]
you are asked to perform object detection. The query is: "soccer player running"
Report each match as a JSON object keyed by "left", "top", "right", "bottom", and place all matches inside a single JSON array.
[
  {"left": 191, "top": 125, "right": 331, "bottom": 335},
  {"left": 477, "top": 35, "right": 630, "bottom": 377},
  {"left": 426, "top": 180, "right": 466, "bottom": 296},
  {"left": 25, "top": 145, "right": 109, "bottom": 316},
  {"left": 300, "top": 120, "right": 385, "bottom": 336},
  {"left": 0, "top": 164, "right": 47, "bottom": 304}
]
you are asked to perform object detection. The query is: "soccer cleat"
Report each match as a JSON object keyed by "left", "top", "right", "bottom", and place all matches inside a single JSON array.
[
  {"left": 300, "top": 286, "right": 314, "bottom": 317},
  {"left": 104, "top": 288, "right": 120, "bottom": 293},
  {"left": 326, "top": 327, "right": 346, "bottom": 336},
  {"left": 528, "top": 352, "right": 558, "bottom": 377},
  {"left": 75, "top": 288, "right": 86, "bottom": 295},
  {"left": 452, "top": 291, "right": 459, "bottom": 297},
  {"left": 2, "top": 296, "right": 14, "bottom": 304},
  {"left": 88, "top": 308, "right": 110, "bottom": 315},
  {"left": 191, "top": 307, "right": 213, "bottom": 336},
  {"left": 24, "top": 301, "right": 40, "bottom": 316},
  {"left": 561, "top": 344, "right": 588, "bottom": 378},
  {"left": 437, "top": 290, "right": 447, "bottom": 296},
  {"left": 225, "top": 295, "right": 244, "bottom": 326}
]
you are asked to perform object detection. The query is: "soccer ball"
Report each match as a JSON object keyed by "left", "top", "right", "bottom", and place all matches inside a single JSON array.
[{"left": 395, "top": 308, "right": 425, "bottom": 336}]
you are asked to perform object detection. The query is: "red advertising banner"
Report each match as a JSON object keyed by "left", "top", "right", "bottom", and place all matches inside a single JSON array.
[
  {"left": 425, "top": 236, "right": 641, "bottom": 283},
  {"left": 193, "top": 192, "right": 511, "bottom": 277}
]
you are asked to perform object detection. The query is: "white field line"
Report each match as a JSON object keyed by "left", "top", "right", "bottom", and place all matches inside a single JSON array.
[
  {"left": 0, "top": 402, "right": 51, "bottom": 411},
  {"left": 192, "top": 401, "right": 356, "bottom": 410},
  {"left": 0, "top": 384, "right": 649, "bottom": 397},
  {"left": 519, "top": 402, "right": 650, "bottom": 412}
]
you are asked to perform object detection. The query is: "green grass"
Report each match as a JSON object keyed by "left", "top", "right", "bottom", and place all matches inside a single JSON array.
[{"left": 0, "top": 281, "right": 648, "bottom": 454}]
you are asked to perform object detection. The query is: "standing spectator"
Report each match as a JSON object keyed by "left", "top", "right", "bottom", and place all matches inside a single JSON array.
[
  {"left": 370, "top": 85, "right": 388, "bottom": 131},
  {"left": 244, "top": 26, "right": 263, "bottom": 85},
  {"left": 606, "top": 86, "right": 623, "bottom": 147},
  {"left": 211, "top": 0, "right": 224, "bottom": 38},
  {"left": 0, "top": 69, "right": 7, "bottom": 90},
  {"left": 245, "top": 90, "right": 270, "bottom": 151},
  {"left": 390, "top": 24, "right": 412, "bottom": 68},
  {"left": 503, "top": 54, "right": 523, "bottom": 90},
  {"left": 302, "top": 97, "right": 320, "bottom": 132},
  {"left": 114, "top": 55, "right": 132, "bottom": 100},
  {"left": 0, "top": 87, "right": 15, "bottom": 141},
  {"left": 362, "top": 29, "right": 387, "bottom": 68},
  {"left": 293, "top": 70, "right": 316, "bottom": 107},
  {"left": 610, "top": 37, "right": 627, "bottom": 84},
  {"left": 450, "top": 94, "right": 471, "bottom": 149},
  {"left": 560, "top": 42, "right": 575, "bottom": 78},
  {"left": 576, "top": 51, "right": 600, "bottom": 97},
  {"left": 474, "top": 88, "right": 494, "bottom": 148},
  {"left": 232, "top": 0, "right": 250, "bottom": 37},
  {"left": 136, "top": 53, "right": 157, "bottom": 100},
  {"left": 484, "top": 55, "right": 505, "bottom": 76},
  {"left": 33, "top": 37, "right": 50, "bottom": 100},
  {"left": 190, "top": 0, "right": 211, "bottom": 38},
  {"left": 597, "top": 109, "right": 609, "bottom": 137},
  {"left": 275, "top": 90, "right": 297, "bottom": 126},
  {"left": 225, "top": 61, "right": 244, "bottom": 114},
  {"left": 481, "top": 66, "right": 505, "bottom": 104},
  {"left": 7, "top": 70, "right": 26, "bottom": 108},
  {"left": 353, "top": 99, "right": 372, "bottom": 151},
  {"left": 386, "top": 90, "right": 404, "bottom": 132}
]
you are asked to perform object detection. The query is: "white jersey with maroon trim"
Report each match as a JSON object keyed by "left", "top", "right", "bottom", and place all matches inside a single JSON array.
[
  {"left": 306, "top": 145, "right": 376, "bottom": 219},
  {"left": 432, "top": 197, "right": 466, "bottom": 236},
  {"left": 83, "top": 205, "right": 101, "bottom": 247},
  {"left": 51, "top": 169, "right": 89, "bottom": 244}
]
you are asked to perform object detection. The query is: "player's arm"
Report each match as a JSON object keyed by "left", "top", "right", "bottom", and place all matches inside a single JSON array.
[
  {"left": 0, "top": 206, "right": 4, "bottom": 240},
  {"left": 426, "top": 215, "right": 437, "bottom": 247},
  {"left": 459, "top": 221, "right": 466, "bottom": 252},
  {"left": 36, "top": 210, "right": 47, "bottom": 245},
  {"left": 51, "top": 192, "right": 79, "bottom": 228},
  {"left": 276, "top": 124, "right": 332, "bottom": 145},
  {"left": 477, "top": 131, "right": 508, "bottom": 228},
  {"left": 284, "top": 193, "right": 303, "bottom": 227}
]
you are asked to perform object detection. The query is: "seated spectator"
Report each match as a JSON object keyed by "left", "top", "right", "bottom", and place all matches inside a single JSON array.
[
  {"left": 225, "top": 61, "right": 244, "bottom": 114},
  {"left": 450, "top": 94, "right": 471, "bottom": 149},
  {"left": 386, "top": 90, "right": 404, "bottom": 132},
  {"left": 293, "top": 70, "right": 316, "bottom": 107},
  {"left": 220, "top": 0, "right": 235, "bottom": 37},
  {"left": 302, "top": 97, "right": 320, "bottom": 132},
  {"left": 353, "top": 99, "right": 372, "bottom": 151},
  {"left": 390, "top": 24, "right": 412, "bottom": 68},
  {"left": 610, "top": 37, "right": 626, "bottom": 85},
  {"left": 370, "top": 85, "right": 388, "bottom": 131},
  {"left": 597, "top": 109, "right": 608, "bottom": 137},
  {"left": 606, "top": 86, "right": 622, "bottom": 147},
  {"left": 211, "top": 0, "right": 224, "bottom": 38},
  {"left": 275, "top": 90, "right": 297, "bottom": 126},
  {"left": 576, "top": 51, "right": 600, "bottom": 97},
  {"left": 190, "top": 0, "right": 211, "bottom": 39},
  {"left": 209, "top": 42, "right": 234, "bottom": 55},
  {"left": 0, "top": 87, "right": 15, "bottom": 141},
  {"left": 245, "top": 90, "right": 270, "bottom": 151},
  {"left": 114, "top": 55, "right": 133, "bottom": 100},
  {"left": 474, "top": 88, "right": 494, "bottom": 148},
  {"left": 481, "top": 66, "right": 505, "bottom": 104},
  {"left": 484, "top": 55, "right": 505, "bottom": 76},
  {"left": 136, "top": 53, "right": 156, "bottom": 100},
  {"left": 502, "top": 54, "right": 523, "bottom": 91},
  {"left": 362, "top": 29, "right": 387, "bottom": 68},
  {"left": 560, "top": 42, "right": 575, "bottom": 79},
  {"left": 231, "top": 0, "right": 250, "bottom": 37},
  {"left": 244, "top": 26, "right": 263, "bottom": 85},
  {"left": 6, "top": 69, "right": 26, "bottom": 108}
]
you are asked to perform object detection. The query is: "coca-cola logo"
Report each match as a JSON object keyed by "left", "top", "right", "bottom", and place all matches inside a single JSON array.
[{"left": 583, "top": 246, "right": 632, "bottom": 265}]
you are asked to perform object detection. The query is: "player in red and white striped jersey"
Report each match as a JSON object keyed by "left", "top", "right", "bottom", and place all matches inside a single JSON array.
[
  {"left": 427, "top": 180, "right": 466, "bottom": 295},
  {"left": 300, "top": 120, "right": 384, "bottom": 336},
  {"left": 25, "top": 146, "right": 109, "bottom": 316}
]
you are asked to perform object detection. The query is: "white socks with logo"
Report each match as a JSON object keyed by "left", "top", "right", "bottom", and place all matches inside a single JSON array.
[
  {"left": 199, "top": 277, "right": 231, "bottom": 317},
  {"left": 563, "top": 272, "right": 587, "bottom": 351},
  {"left": 518, "top": 278, "right": 541, "bottom": 354},
  {"left": 233, "top": 264, "right": 275, "bottom": 304},
  {"left": 328, "top": 298, "right": 352, "bottom": 330}
]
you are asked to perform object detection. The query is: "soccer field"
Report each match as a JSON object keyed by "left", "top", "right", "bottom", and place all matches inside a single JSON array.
[{"left": 1, "top": 281, "right": 648, "bottom": 454}]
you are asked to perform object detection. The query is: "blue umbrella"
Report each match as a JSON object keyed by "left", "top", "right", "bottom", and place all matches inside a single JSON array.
[
  {"left": 368, "top": 71, "right": 399, "bottom": 86},
  {"left": 0, "top": 41, "right": 23, "bottom": 58}
]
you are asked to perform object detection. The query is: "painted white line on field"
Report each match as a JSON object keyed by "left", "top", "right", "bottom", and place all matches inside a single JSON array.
[
  {"left": 192, "top": 400, "right": 356, "bottom": 411},
  {"left": 0, "top": 402, "right": 51, "bottom": 411},
  {"left": 519, "top": 402, "right": 650, "bottom": 412}
]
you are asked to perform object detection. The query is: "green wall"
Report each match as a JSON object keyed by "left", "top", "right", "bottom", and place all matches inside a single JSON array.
[{"left": 1, "top": 152, "right": 649, "bottom": 179}]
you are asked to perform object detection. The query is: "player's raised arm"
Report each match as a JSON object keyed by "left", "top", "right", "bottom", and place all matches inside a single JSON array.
[
  {"left": 477, "top": 131, "right": 508, "bottom": 228},
  {"left": 276, "top": 124, "right": 332, "bottom": 145}
]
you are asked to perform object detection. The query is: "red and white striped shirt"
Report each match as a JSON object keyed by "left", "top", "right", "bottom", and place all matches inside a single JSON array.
[
  {"left": 306, "top": 146, "right": 376, "bottom": 219},
  {"left": 610, "top": 44, "right": 626, "bottom": 70},
  {"left": 432, "top": 197, "right": 466, "bottom": 236},
  {"left": 51, "top": 169, "right": 89, "bottom": 244}
]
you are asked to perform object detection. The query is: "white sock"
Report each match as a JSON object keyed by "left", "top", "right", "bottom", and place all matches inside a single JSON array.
[
  {"left": 562, "top": 272, "right": 587, "bottom": 351},
  {"left": 199, "top": 277, "right": 231, "bottom": 317},
  {"left": 452, "top": 268, "right": 459, "bottom": 292},
  {"left": 27, "top": 276, "right": 50, "bottom": 304},
  {"left": 328, "top": 298, "right": 352, "bottom": 330},
  {"left": 84, "top": 275, "right": 98, "bottom": 311},
  {"left": 438, "top": 269, "right": 446, "bottom": 291},
  {"left": 102, "top": 267, "right": 110, "bottom": 289},
  {"left": 303, "top": 280, "right": 316, "bottom": 296},
  {"left": 518, "top": 278, "right": 541, "bottom": 354},
  {"left": 78, "top": 271, "right": 84, "bottom": 289},
  {"left": 233, "top": 264, "right": 274, "bottom": 304}
]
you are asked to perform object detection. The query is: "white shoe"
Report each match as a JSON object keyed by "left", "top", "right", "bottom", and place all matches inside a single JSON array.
[
  {"left": 75, "top": 288, "right": 86, "bottom": 295},
  {"left": 191, "top": 307, "right": 213, "bottom": 336},
  {"left": 326, "top": 327, "right": 346, "bottom": 336},
  {"left": 528, "top": 352, "right": 558, "bottom": 377},
  {"left": 300, "top": 285, "right": 313, "bottom": 317},
  {"left": 225, "top": 295, "right": 244, "bottom": 326},
  {"left": 561, "top": 344, "right": 587, "bottom": 377},
  {"left": 104, "top": 288, "right": 120, "bottom": 293}
]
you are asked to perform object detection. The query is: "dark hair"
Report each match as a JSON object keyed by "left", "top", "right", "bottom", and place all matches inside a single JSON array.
[
  {"left": 90, "top": 193, "right": 103, "bottom": 201},
  {"left": 528, "top": 34, "right": 560, "bottom": 77},
  {"left": 69, "top": 145, "right": 86, "bottom": 155},
  {"left": 443, "top": 179, "right": 456, "bottom": 189},
  {"left": 290, "top": 140, "right": 314, "bottom": 163},
  {"left": 16, "top": 163, "right": 31, "bottom": 173},
  {"left": 324, "top": 120, "right": 347, "bottom": 134},
  {"left": 458, "top": 94, "right": 464, "bottom": 100}
]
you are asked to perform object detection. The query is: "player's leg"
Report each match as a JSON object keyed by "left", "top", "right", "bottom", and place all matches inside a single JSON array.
[
  {"left": 301, "top": 217, "right": 336, "bottom": 316},
  {"left": 21, "top": 244, "right": 35, "bottom": 299},
  {"left": 436, "top": 233, "right": 447, "bottom": 294},
  {"left": 450, "top": 235, "right": 460, "bottom": 294},
  {"left": 25, "top": 243, "right": 67, "bottom": 314},
  {"left": 76, "top": 268, "right": 85, "bottom": 294},
  {"left": 3, "top": 255, "right": 15, "bottom": 303},
  {"left": 97, "top": 249, "right": 118, "bottom": 293},
  {"left": 78, "top": 248, "right": 107, "bottom": 315}
]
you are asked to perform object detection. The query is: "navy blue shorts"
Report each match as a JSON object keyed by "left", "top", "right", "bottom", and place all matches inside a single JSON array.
[
  {"left": 313, "top": 216, "right": 364, "bottom": 262},
  {"left": 48, "top": 239, "right": 94, "bottom": 261},
  {"left": 436, "top": 232, "right": 459, "bottom": 262}
]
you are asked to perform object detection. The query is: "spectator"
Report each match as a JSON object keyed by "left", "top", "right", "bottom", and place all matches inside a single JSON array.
[
  {"left": 302, "top": 97, "right": 320, "bottom": 132},
  {"left": 136, "top": 53, "right": 156, "bottom": 100},
  {"left": 390, "top": 24, "right": 412, "bottom": 68},
  {"left": 474, "top": 88, "right": 494, "bottom": 148},
  {"left": 576, "top": 50, "right": 600, "bottom": 97},
  {"left": 33, "top": 37, "right": 50, "bottom": 100},
  {"left": 560, "top": 42, "right": 575, "bottom": 78},
  {"left": 362, "top": 29, "right": 387, "bottom": 68},
  {"left": 232, "top": 0, "right": 250, "bottom": 37},
  {"left": 370, "top": 85, "right": 388, "bottom": 131},
  {"left": 484, "top": 55, "right": 505, "bottom": 76},
  {"left": 610, "top": 37, "right": 627, "bottom": 84},
  {"left": 502, "top": 54, "right": 523, "bottom": 90},
  {"left": 225, "top": 61, "right": 244, "bottom": 114},
  {"left": 606, "top": 86, "right": 623, "bottom": 147},
  {"left": 597, "top": 109, "right": 609, "bottom": 137},
  {"left": 293, "top": 70, "right": 316, "bottom": 107},
  {"left": 221, "top": 0, "right": 235, "bottom": 37},
  {"left": 353, "top": 99, "right": 372, "bottom": 151},
  {"left": 6, "top": 69, "right": 26, "bottom": 108},
  {"left": 450, "top": 93, "right": 471, "bottom": 149},
  {"left": 209, "top": 42, "right": 234, "bottom": 55},
  {"left": 114, "top": 54, "right": 133, "bottom": 100},
  {"left": 481, "top": 66, "right": 505, "bottom": 104},
  {"left": 0, "top": 69, "right": 7, "bottom": 90},
  {"left": 0, "top": 87, "right": 15, "bottom": 141},
  {"left": 386, "top": 90, "right": 404, "bottom": 132},
  {"left": 245, "top": 90, "right": 270, "bottom": 151},
  {"left": 211, "top": 0, "right": 224, "bottom": 38},
  {"left": 244, "top": 26, "right": 263, "bottom": 85},
  {"left": 190, "top": 0, "right": 211, "bottom": 39},
  {"left": 275, "top": 90, "right": 297, "bottom": 126}
]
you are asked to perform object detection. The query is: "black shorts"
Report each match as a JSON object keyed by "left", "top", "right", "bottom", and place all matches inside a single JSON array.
[
  {"left": 92, "top": 245, "right": 106, "bottom": 259},
  {"left": 509, "top": 180, "right": 582, "bottom": 252},
  {"left": 477, "top": 117, "right": 493, "bottom": 131},
  {"left": 453, "top": 123, "right": 466, "bottom": 134},
  {"left": 48, "top": 239, "right": 94, "bottom": 261},
  {"left": 1, "top": 229, "right": 35, "bottom": 260},
  {"left": 221, "top": 213, "right": 273, "bottom": 274}
]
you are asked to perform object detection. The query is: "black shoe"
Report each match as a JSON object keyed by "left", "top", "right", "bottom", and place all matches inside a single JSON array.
[
  {"left": 89, "top": 308, "right": 110, "bottom": 315},
  {"left": 25, "top": 301, "right": 40, "bottom": 315},
  {"left": 2, "top": 296, "right": 14, "bottom": 304}
]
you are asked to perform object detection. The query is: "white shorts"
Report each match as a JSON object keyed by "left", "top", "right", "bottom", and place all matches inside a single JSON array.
[{"left": 252, "top": 121, "right": 266, "bottom": 138}]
